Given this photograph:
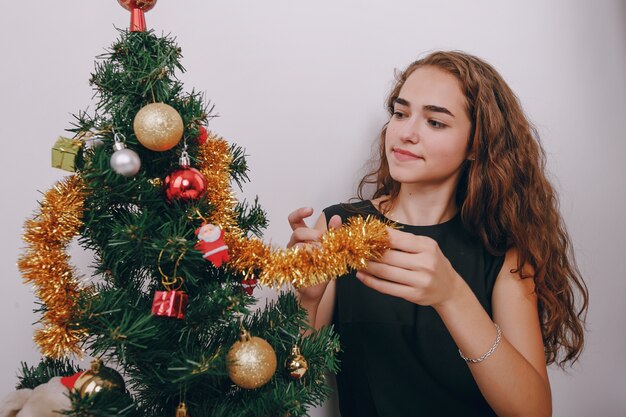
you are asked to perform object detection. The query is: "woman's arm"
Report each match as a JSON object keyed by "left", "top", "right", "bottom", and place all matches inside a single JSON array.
[
  {"left": 357, "top": 230, "right": 551, "bottom": 417},
  {"left": 435, "top": 248, "right": 551, "bottom": 417}
]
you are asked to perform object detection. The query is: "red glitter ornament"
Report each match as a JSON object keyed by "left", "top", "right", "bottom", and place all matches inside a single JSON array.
[{"left": 164, "top": 167, "right": 207, "bottom": 202}]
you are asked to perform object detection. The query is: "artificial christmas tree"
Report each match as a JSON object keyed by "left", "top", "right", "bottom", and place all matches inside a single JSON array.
[{"left": 5, "top": 4, "right": 390, "bottom": 417}]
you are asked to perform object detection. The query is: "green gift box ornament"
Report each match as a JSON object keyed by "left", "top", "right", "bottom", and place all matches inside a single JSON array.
[{"left": 52, "top": 137, "right": 83, "bottom": 172}]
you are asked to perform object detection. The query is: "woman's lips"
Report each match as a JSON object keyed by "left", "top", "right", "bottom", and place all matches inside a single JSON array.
[{"left": 392, "top": 148, "right": 422, "bottom": 161}]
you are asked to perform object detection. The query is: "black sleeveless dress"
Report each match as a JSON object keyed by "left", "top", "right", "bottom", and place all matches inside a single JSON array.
[{"left": 323, "top": 201, "right": 505, "bottom": 417}]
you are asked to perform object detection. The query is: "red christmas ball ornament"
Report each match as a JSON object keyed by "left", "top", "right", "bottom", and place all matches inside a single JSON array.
[
  {"left": 197, "top": 125, "right": 209, "bottom": 145},
  {"left": 164, "top": 167, "right": 207, "bottom": 202}
]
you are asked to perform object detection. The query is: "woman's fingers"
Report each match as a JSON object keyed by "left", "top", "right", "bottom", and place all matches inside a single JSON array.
[
  {"left": 356, "top": 270, "right": 415, "bottom": 299},
  {"left": 287, "top": 227, "right": 322, "bottom": 248},
  {"left": 328, "top": 214, "right": 342, "bottom": 230},
  {"left": 288, "top": 207, "right": 314, "bottom": 231},
  {"left": 362, "top": 260, "right": 426, "bottom": 287},
  {"left": 288, "top": 227, "right": 322, "bottom": 248},
  {"left": 377, "top": 249, "right": 432, "bottom": 272},
  {"left": 287, "top": 209, "right": 342, "bottom": 248},
  {"left": 293, "top": 241, "right": 322, "bottom": 250},
  {"left": 387, "top": 228, "right": 439, "bottom": 253},
  {"left": 292, "top": 227, "right": 323, "bottom": 242}
]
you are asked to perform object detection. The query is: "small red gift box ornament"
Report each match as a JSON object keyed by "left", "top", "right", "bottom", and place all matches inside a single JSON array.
[{"left": 152, "top": 290, "right": 188, "bottom": 319}]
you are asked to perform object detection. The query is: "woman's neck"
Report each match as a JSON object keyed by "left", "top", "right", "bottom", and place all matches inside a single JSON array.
[{"left": 378, "top": 183, "right": 459, "bottom": 226}]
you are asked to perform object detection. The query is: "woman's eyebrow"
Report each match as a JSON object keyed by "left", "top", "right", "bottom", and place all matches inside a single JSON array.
[
  {"left": 393, "top": 97, "right": 411, "bottom": 107},
  {"left": 393, "top": 98, "right": 455, "bottom": 118},
  {"left": 424, "top": 104, "right": 455, "bottom": 118}
]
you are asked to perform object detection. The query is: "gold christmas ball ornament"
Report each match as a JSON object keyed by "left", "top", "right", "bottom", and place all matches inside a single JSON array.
[
  {"left": 285, "top": 345, "right": 308, "bottom": 380},
  {"left": 74, "top": 360, "right": 125, "bottom": 396},
  {"left": 133, "top": 103, "right": 184, "bottom": 151},
  {"left": 226, "top": 329, "right": 277, "bottom": 389}
]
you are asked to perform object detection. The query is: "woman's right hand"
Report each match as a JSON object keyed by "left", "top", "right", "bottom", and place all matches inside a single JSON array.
[{"left": 288, "top": 207, "right": 342, "bottom": 306}]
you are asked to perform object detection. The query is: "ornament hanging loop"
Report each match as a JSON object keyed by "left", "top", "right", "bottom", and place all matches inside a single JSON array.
[
  {"left": 90, "top": 359, "right": 102, "bottom": 373},
  {"left": 233, "top": 311, "right": 247, "bottom": 334},
  {"left": 194, "top": 209, "right": 207, "bottom": 223},
  {"left": 112, "top": 129, "right": 127, "bottom": 151},
  {"left": 239, "top": 328, "right": 251, "bottom": 342},
  {"left": 179, "top": 136, "right": 190, "bottom": 167},
  {"left": 290, "top": 344, "right": 302, "bottom": 357},
  {"left": 179, "top": 150, "right": 190, "bottom": 168},
  {"left": 157, "top": 244, "right": 186, "bottom": 291}
]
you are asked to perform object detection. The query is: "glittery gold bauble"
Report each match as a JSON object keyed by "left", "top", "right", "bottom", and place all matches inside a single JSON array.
[
  {"left": 74, "top": 360, "right": 125, "bottom": 396},
  {"left": 226, "top": 329, "right": 277, "bottom": 389},
  {"left": 285, "top": 345, "right": 308, "bottom": 380},
  {"left": 133, "top": 103, "right": 184, "bottom": 151}
]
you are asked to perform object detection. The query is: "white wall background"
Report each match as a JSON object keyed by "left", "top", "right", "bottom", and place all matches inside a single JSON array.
[{"left": 1, "top": 1, "right": 624, "bottom": 416}]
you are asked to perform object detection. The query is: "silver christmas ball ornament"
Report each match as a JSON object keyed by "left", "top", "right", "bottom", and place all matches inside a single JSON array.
[{"left": 110, "top": 132, "right": 141, "bottom": 176}]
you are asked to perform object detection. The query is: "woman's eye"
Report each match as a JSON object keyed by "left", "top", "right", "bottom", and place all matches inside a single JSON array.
[
  {"left": 428, "top": 119, "right": 445, "bottom": 128},
  {"left": 392, "top": 111, "right": 406, "bottom": 119}
]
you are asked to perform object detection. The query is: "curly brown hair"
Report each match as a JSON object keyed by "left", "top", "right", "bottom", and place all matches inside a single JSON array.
[{"left": 358, "top": 51, "right": 588, "bottom": 367}]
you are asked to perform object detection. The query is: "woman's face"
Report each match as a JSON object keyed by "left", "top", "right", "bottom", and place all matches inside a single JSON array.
[{"left": 385, "top": 66, "right": 472, "bottom": 189}]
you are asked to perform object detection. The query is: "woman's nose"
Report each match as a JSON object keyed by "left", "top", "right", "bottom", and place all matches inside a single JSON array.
[{"left": 399, "top": 119, "right": 420, "bottom": 143}]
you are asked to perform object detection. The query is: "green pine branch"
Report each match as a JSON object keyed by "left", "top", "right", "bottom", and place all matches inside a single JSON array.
[
  {"left": 16, "top": 358, "right": 82, "bottom": 390},
  {"left": 235, "top": 196, "right": 268, "bottom": 238}
]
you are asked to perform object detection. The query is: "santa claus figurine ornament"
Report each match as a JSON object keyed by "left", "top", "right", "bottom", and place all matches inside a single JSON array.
[{"left": 194, "top": 223, "right": 230, "bottom": 267}]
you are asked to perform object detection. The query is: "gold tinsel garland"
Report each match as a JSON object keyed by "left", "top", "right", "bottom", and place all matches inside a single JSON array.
[
  {"left": 17, "top": 175, "right": 86, "bottom": 358},
  {"left": 19, "top": 133, "right": 388, "bottom": 357},
  {"left": 197, "top": 132, "right": 390, "bottom": 288}
]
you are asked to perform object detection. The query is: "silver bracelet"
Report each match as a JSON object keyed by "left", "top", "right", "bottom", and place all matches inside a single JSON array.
[{"left": 459, "top": 323, "right": 502, "bottom": 364}]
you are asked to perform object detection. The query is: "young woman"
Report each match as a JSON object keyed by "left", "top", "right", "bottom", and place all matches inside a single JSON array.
[{"left": 287, "top": 51, "right": 588, "bottom": 417}]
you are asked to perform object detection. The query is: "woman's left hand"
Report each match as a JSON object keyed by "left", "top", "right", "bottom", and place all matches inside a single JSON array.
[{"left": 356, "top": 227, "right": 466, "bottom": 307}]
